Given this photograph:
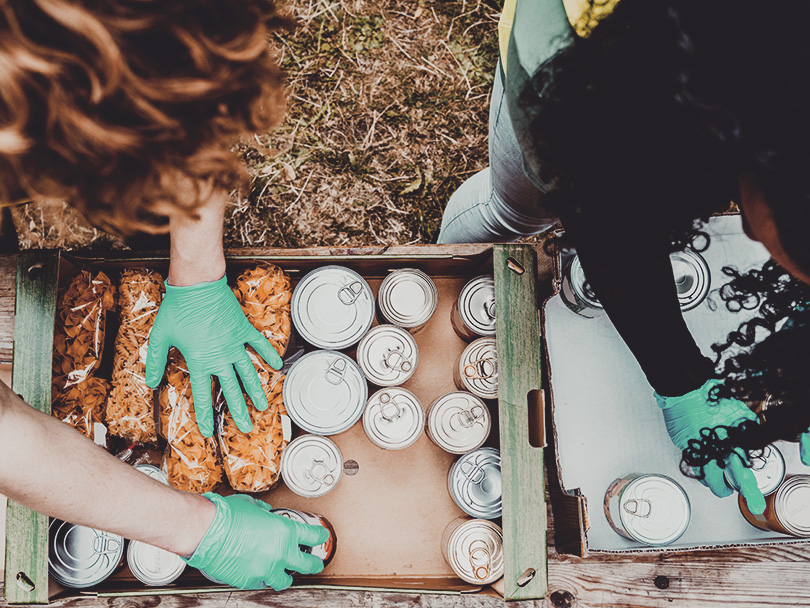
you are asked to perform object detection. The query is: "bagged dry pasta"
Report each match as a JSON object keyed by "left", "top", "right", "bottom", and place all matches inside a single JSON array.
[
  {"left": 232, "top": 264, "right": 292, "bottom": 356},
  {"left": 217, "top": 366, "right": 289, "bottom": 493},
  {"left": 159, "top": 351, "right": 225, "bottom": 493},
  {"left": 106, "top": 269, "right": 164, "bottom": 444},
  {"left": 51, "top": 271, "right": 116, "bottom": 438}
]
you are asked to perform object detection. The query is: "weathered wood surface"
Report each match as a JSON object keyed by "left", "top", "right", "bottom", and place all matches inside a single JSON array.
[{"left": 4, "top": 249, "right": 810, "bottom": 607}]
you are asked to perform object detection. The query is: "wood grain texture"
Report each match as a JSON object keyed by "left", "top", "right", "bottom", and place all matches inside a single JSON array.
[
  {"left": 0, "top": 255, "right": 16, "bottom": 364},
  {"left": 4, "top": 251, "right": 60, "bottom": 604},
  {"left": 494, "top": 245, "right": 548, "bottom": 601}
]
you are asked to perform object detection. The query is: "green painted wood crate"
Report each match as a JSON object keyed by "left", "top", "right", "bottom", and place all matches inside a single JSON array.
[{"left": 4, "top": 244, "right": 547, "bottom": 603}]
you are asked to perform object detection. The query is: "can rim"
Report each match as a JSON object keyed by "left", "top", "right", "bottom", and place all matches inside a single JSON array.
[
  {"left": 127, "top": 540, "right": 186, "bottom": 586},
  {"left": 670, "top": 249, "right": 711, "bottom": 312},
  {"left": 356, "top": 325, "right": 419, "bottom": 387},
  {"left": 427, "top": 391, "right": 491, "bottom": 454},
  {"left": 363, "top": 387, "right": 425, "bottom": 450},
  {"left": 723, "top": 445, "right": 786, "bottom": 496},
  {"left": 569, "top": 256, "right": 603, "bottom": 309},
  {"left": 378, "top": 268, "right": 438, "bottom": 328},
  {"left": 775, "top": 476, "right": 810, "bottom": 536},
  {"left": 444, "top": 518, "right": 504, "bottom": 585},
  {"left": 457, "top": 338, "right": 498, "bottom": 399},
  {"left": 281, "top": 434, "right": 344, "bottom": 498},
  {"left": 617, "top": 474, "right": 691, "bottom": 546},
  {"left": 458, "top": 276, "right": 497, "bottom": 337},
  {"left": 48, "top": 520, "right": 124, "bottom": 589},
  {"left": 448, "top": 448, "right": 502, "bottom": 519}
]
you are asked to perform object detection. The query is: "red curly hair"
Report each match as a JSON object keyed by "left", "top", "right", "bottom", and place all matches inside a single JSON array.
[{"left": 0, "top": 0, "right": 290, "bottom": 233}]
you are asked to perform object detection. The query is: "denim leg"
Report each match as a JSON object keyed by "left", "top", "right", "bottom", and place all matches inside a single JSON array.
[{"left": 438, "top": 62, "right": 556, "bottom": 244}]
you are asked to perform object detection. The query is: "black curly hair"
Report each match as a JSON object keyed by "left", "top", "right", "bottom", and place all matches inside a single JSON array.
[
  {"left": 680, "top": 260, "right": 810, "bottom": 473},
  {"left": 518, "top": 0, "right": 810, "bottom": 270}
]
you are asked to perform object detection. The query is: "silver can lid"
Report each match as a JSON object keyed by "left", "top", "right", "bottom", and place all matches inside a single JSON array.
[
  {"left": 272, "top": 507, "right": 308, "bottom": 524},
  {"left": 135, "top": 464, "right": 169, "bottom": 485},
  {"left": 427, "top": 392, "right": 491, "bottom": 455},
  {"left": 670, "top": 249, "right": 711, "bottom": 311},
  {"left": 283, "top": 350, "right": 368, "bottom": 435},
  {"left": 569, "top": 256, "right": 602, "bottom": 309},
  {"left": 458, "top": 276, "right": 497, "bottom": 337},
  {"left": 356, "top": 325, "right": 419, "bottom": 387},
  {"left": 281, "top": 435, "right": 344, "bottom": 498},
  {"left": 291, "top": 266, "right": 375, "bottom": 349},
  {"left": 273, "top": 509, "right": 332, "bottom": 563},
  {"left": 378, "top": 269, "right": 438, "bottom": 328},
  {"left": 49, "top": 519, "right": 124, "bottom": 589},
  {"left": 774, "top": 476, "right": 810, "bottom": 537},
  {"left": 724, "top": 444, "right": 786, "bottom": 496},
  {"left": 363, "top": 387, "right": 425, "bottom": 450},
  {"left": 127, "top": 540, "right": 186, "bottom": 586},
  {"left": 449, "top": 448, "right": 502, "bottom": 519},
  {"left": 618, "top": 475, "right": 691, "bottom": 546},
  {"left": 458, "top": 338, "right": 498, "bottom": 400},
  {"left": 445, "top": 519, "right": 504, "bottom": 585}
]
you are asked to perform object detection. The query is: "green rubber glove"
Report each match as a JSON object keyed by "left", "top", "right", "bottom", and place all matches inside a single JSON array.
[
  {"left": 186, "top": 494, "right": 328, "bottom": 591},
  {"left": 655, "top": 378, "right": 766, "bottom": 515},
  {"left": 145, "top": 275, "right": 282, "bottom": 437}
]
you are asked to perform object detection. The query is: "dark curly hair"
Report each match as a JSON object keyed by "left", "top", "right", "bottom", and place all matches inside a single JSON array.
[
  {"left": 0, "top": 0, "right": 291, "bottom": 233},
  {"left": 679, "top": 261, "right": 810, "bottom": 472},
  {"left": 517, "top": 0, "right": 810, "bottom": 270}
]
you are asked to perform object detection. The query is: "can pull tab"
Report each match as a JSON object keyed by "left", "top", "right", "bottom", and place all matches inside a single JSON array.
[
  {"left": 325, "top": 358, "right": 347, "bottom": 385},
  {"left": 468, "top": 539, "right": 492, "bottom": 581},
  {"left": 459, "top": 460, "right": 486, "bottom": 485},
  {"left": 338, "top": 281, "right": 364, "bottom": 306},
  {"left": 378, "top": 392, "right": 403, "bottom": 421},
  {"left": 456, "top": 405, "right": 486, "bottom": 429},
  {"left": 383, "top": 348, "right": 412, "bottom": 373},
  {"left": 464, "top": 357, "right": 497, "bottom": 380},
  {"left": 306, "top": 459, "right": 336, "bottom": 488},
  {"left": 484, "top": 299, "right": 496, "bottom": 320},
  {"left": 623, "top": 498, "right": 653, "bottom": 518},
  {"left": 93, "top": 534, "right": 122, "bottom": 555}
]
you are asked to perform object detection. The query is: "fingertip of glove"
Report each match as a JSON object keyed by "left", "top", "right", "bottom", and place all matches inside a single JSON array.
[{"left": 746, "top": 495, "right": 767, "bottom": 515}]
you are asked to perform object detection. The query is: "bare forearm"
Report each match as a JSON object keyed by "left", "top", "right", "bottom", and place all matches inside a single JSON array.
[
  {"left": 168, "top": 190, "right": 228, "bottom": 286},
  {"left": 0, "top": 383, "right": 214, "bottom": 557}
]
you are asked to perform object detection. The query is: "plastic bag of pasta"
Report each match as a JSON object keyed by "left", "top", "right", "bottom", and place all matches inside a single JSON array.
[
  {"left": 106, "top": 269, "right": 164, "bottom": 444},
  {"left": 217, "top": 363, "right": 289, "bottom": 493},
  {"left": 159, "top": 351, "right": 225, "bottom": 493},
  {"left": 52, "top": 270, "right": 115, "bottom": 394},
  {"left": 51, "top": 377, "right": 111, "bottom": 439},
  {"left": 232, "top": 264, "right": 292, "bottom": 356}
]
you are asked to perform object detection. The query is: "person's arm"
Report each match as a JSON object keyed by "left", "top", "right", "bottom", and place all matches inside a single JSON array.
[
  {"left": 0, "top": 381, "right": 214, "bottom": 557},
  {"left": 561, "top": 211, "right": 714, "bottom": 396},
  {"left": 167, "top": 190, "right": 227, "bottom": 287}
]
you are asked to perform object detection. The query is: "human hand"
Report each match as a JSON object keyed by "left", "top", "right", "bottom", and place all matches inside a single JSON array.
[
  {"left": 145, "top": 275, "right": 282, "bottom": 437},
  {"left": 185, "top": 494, "right": 328, "bottom": 590},
  {"left": 655, "top": 378, "right": 766, "bottom": 514}
]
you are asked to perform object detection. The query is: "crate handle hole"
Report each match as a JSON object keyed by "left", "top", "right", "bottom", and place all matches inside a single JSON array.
[
  {"left": 27, "top": 262, "right": 44, "bottom": 279},
  {"left": 506, "top": 257, "right": 525, "bottom": 275},
  {"left": 527, "top": 389, "right": 546, "bottom": 448},
  {"left": 16, "top": 571, "right": 35, "bottom": 592},
  {"left": 517, "top": 568, "right": 536, "bottom": 587}
]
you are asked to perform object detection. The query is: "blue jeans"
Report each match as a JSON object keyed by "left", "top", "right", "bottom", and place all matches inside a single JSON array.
[{"left": 437, "top": 64, "right": 556, "bottom": 243}]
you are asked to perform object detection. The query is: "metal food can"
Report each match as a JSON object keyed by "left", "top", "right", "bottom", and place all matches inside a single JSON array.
[
  {"left": 426, "top": 392, "right": 491, "bottom": 455},
  {"left": 281, "top": 434, "right": 344, "bottom": 498},
  {"left": 135, "top": 464, "right": 169, "bottom": 485},
  {"left": 603, "top": 474, "right": 691, "bottom": 546},
  {"left": 451, "top": 276, "right": 496, "bottom": 341},
  {"left": 291, "top": 266, "right": 375, "bottom": 350},
  {"left": 363, "top": 387, "right": 425, "bottom": 450},
  {"left": 560, "top": 254, "right": 603, "bottom": 318},
  {"left": 441, "top": 517, "right": 504, "bottom": 585},
  {"left": 670, "top": 249, "right": 711, "bottom": 311},
  {"left": 356, "top": 324, "right": 419, "bottom": 387},
  {"left": 724, "top": 444, "right": 786, "bottom": 497},
  {"left": 377, "top": 268, "right": 438, "bottom": 332},
  {"left": 283, "top": 350, "right": 367, "bottom": 435},
  {"left": 448, "top": 448, "right": 502, "bottom": 519},
  {"left": 453, "top": 338, "right": 498, "bottom": 400},
  {"left": 272, "top": 508, "right": 337, "bottom": 567},
  {"left": 127, "top": 540, "right": 186, "bottom": 586},
  {"left": 739, "top": 475, "right": 810, "bottom": 537},
  {"left": 49, "top": 519, "right": 125, "bottom": 589}
]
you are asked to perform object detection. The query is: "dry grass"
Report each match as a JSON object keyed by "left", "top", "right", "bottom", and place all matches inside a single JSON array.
[{"left": 225, "top": 0, "right": 500, "bottom": 248}]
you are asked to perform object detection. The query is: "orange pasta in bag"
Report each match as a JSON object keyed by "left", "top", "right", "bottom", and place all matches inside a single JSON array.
[
  {"left": 159, "top": 351, "right": 225, "bottom": 493},
  {"left": 232, "top": 264, "right": 292, "bottom": 356},
  {"left": 106, "top": 269, "right": 164, "bottom": 444}
]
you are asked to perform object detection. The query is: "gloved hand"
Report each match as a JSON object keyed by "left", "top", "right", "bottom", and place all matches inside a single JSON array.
[
  {"left": 186, "top": 493, "right": 328, "bottom": 590},
  {"left": 145, "top": 275, "right": 282, "bottom": 437},
  {"left": 655, "top": 378, "right": 766, "bottom": 515}
]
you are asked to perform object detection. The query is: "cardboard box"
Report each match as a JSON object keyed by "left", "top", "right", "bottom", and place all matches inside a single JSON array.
[
  {"left": 3, "top": 244, "right": 547, "bottom": 603},
  {"left": 543, "top": 214, "right": 810, "bottom": 555}
]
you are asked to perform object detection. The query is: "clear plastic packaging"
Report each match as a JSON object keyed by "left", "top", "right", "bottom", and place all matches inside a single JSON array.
[
  {"left": 51, "top": 271, "right": 116, "bottom": 438},
  {"left": 106, "top": 269, "right": 164, "bottom": 444},
  {"left": 232, "top": 264, "right": 292, "bottom": 356},
  {"left": 159, "top": 351, "right": 225, "bottom": 493}
]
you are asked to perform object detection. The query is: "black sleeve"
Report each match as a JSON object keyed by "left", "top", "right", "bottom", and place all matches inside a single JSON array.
[{"left": 560, "top": 211, "right": 714, "bottom": 397}]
